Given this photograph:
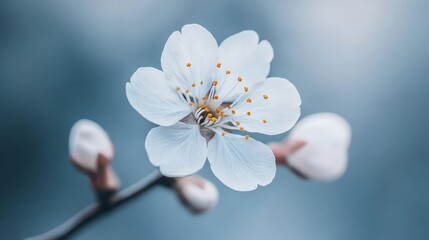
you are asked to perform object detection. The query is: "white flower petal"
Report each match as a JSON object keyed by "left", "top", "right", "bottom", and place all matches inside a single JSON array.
[
  {"left": 233, "top": 77, "right": 301, "bottom": 135},
  {"left": 69, "top": 119, "right": 113, "bottom": 172},
  {"left": 207, "top": 133, "right": 276, "bottom": 191},
  {"left": 287, "top": 113, "right": 352, "bottom": 181},
  {"left": 126, "top": 67, "right": 191, "bottom": 126},
  {"left": 145, "top": 122, "right": 208, "bottom": 177},
  {"left": 161, "top": 24, "right": 218, "bottom": 98},
  {"left": 217, "top": 31, "right": 274, "bottom": 102}
]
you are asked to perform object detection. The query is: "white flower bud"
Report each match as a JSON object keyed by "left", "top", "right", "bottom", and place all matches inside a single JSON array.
[
  {"left": 287, "top": 113, "right": 351, "bottom": 181},
  {"left": 69, "top": 119, "right": 114, "bottom": 173},
  {"left": 174, "top": 176, "right": 218, "bottom": 214}
]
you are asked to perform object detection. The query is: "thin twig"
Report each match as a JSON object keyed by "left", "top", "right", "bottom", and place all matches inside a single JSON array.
[{"left": 26, "top": 169, "right": 171, "bottom": 240}]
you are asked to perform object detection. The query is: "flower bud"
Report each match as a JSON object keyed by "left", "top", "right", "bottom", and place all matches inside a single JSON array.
[
  {"left": 69, "top": 119, "right": 119, "bottom": 191},
  {"left": 269, "top": 140, "right": 307, "bottom": 165},
  {"left": 174, "top": 175, "right": 218, "bottom": 214},
  {"left": 69, "top": 119, "right": 114, "bottom": 172},
  {"left": 286, "top": 113, "right": 352, "bottom": 181}
]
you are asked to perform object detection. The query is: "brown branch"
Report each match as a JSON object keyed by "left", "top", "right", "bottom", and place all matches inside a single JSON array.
[{"left": 26, "top": 169, "right": 172, "bottom": 240}]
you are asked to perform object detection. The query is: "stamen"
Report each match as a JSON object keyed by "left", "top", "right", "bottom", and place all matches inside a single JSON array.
[
  {"left": 200, "top": 116, "right": 210, "bottom": 125},
  {"left": 212, "top": 117, "right": 228, "bottom": 127},
  {"left": 244, "top": 87, "right": 249, "bottom": 92},
  {"left": 217, "top": 123, "right": 239, "bottom": 130},
  {"left": 212, "top": 80, "right": 218, "bottom": 86},
  {"left": 176, "top": 86, "right": 181, "bottom": 91},
  {"left": 207, "top": 83, "right": 216, "bottom": 102},
  {"left": 202, "top": 96, "right": 207, "bottom": 101},
  {"left": 219, "top": 111, "right": 224, "bottom": 117},
  {"left": 211, "top": 117, "right": 218, "bottom": 122},
  {"left": 246, "top": 98, "right": 252, "bottom": 103},
  {"left": 263, "top": 94, "right": 269, "bottom": 99},
  {"left": 195, "top": 108, "right": 205, "bottom": 117},
  {"left": 186, "top": 89, "right": 190, "bottom": 94},
  {"left": 231, "top": 110, "right": 236, "bottom": 115},
  {"left": 246, "top": 111, "right": 251, "bottom": 116},
  {"left": 262, "top": 119, "right": 267, "bottom": 123},
  {"left": 228, "top": 105, "right": 232, "bottom": 109},
  {"left": 186, "top": 63, "right": 191, "bottom": 68},
  {"left": 207, "top": 113, "right": 213, "bottom": 118},
  {"left": 235, "top": 121, "right": 240, "bottom": 125},
  {"left": 237, "top": 77, "right": 243, "bottom": 82},
  {"left": 189, "top": 102, "right": 193, "bottom": 106},
  {"left": 217, "top": 63, "right": 222, "bottom": 68},
  {"left": 191, "top": 83, "right": 196, "bottom": 87},
  {"left": 226, "top": 70, "right": 231, "bottom": 75},
  {"left": 240, "top": 127, "right": 244, "bottom": 131},
  {"left": 200, "top": 81, "right": 204, "bottom": 85},
  {"left": 213, "top": 95, "right": 219, "bottom": 100},
  {"left": 221, "top": 132, "right": 226, "bottom": 136},
  {"left": 245, "top": 135, "right": 250, "bottom": 140},
  {"left": 205, "top": 107, "right": 210, "bottom": 112},
  {"left": 229, "top": 92, "right": 247, "bottom": 109}
]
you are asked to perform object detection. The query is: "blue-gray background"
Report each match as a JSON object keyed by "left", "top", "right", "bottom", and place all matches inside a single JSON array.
[{"left": 1, "top": 0, "right": 428, "bottom": 239}]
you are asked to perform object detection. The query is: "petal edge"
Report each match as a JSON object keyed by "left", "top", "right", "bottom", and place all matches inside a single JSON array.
[
  {"left": 207, "top": 133, "right": 276, "bottom": 191},
  {"left": 126, "top": 67, "right": 191, "bottom": 126},
  {"left": 145, "top": 122, "right": 208, "bottom": 177}
]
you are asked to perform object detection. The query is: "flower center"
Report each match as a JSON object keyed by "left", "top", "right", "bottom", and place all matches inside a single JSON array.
[
  {"left": 193, "top": 104, "right": 227, "bottom": 127},
  {"left": 176, "top": 62, "right": 269, "bottom": 139}
]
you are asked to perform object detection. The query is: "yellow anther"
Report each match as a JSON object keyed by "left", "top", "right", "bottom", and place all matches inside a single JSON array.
[
  {"left": 199, "top": 103, "right": 205, "bottom": 108},
  {"left": 244, "top": 87, "right": 249, "bottom": 92},
  {"left": 226, "top": 70, "right": 231, "bottom": 75},
  {"left": 217, "top": 63, "right": 222, "bottom": 68},
  {"left": 185, "top": 89, "right": 190, "bottom": 94},
  {"left": 262, "top": 119, "right": 267, "bottom": 123},
  {"left": 237, "top": 77, "right": 243, "bottom": 82},
  {"left": 213, "top": 95, "right": 219, "bottom": 100},
  {"left": 200, "top": 80, "right": 204, "bottom": 85},
  {"left": 189, "top": 102, "right": 193, "bottom": 106},
  {"left": 231, "top": 110, "right": 236, "bottom": 115},
  {"left": 211, "top": 117, "right": 218, "bottom": 122},
  {"left": 202, "top": 96, "right": 207, "bottom": 101},
  {"left": 235, "top": 121, "right": 240, "bottom": 125},
  {"left": 216, "top": 108, "right": 221, "bottom": 113},
  {"left": 228, "top": 105, "right": 232, "bottom": 109},
  {"left": 246, "top": 98, "right": 252, "bottom": 103},
  {"left": 240, "top": 127, "right": 244, "bottom": 131},
  {"left": 221, "top": 132, "right": 226, "bottom": 136},
  {"left": 246, "top": 111, "right": 251, "bottom": 116},
  {"left": 176, "top": 86, "right": 181, "bottom": 91},
  {"left": 245, "top": 135, "right": 250, "bottom": 140},
  {"left": 205, "top": 107, "right": 210, "bottom": 112},
  {"left": 191, "top": 83, "right": 196, "bottom": 87},
  {"left": 263, "top": 94, "right": 269, "bottom": 99},
  {"left": 207, "top": 113, "right": 213, "bottom": 118},
  {"left": 219, "top": 111, "right": 224, "bottom": 117},
  {"left": 212, "top": 80, "right": 218, "bottom": 86},
  {"left": 186, "top": 63, "right": 191, "bottom": 68}
]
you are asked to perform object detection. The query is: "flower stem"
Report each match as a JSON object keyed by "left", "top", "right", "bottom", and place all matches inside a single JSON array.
[{"left": 26, "top": 169, "right": 172, "bottom": 240}]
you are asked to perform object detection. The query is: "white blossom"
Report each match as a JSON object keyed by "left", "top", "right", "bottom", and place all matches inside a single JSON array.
[{"left": 126, "top": 24, "right": 301, "bottom": 191}]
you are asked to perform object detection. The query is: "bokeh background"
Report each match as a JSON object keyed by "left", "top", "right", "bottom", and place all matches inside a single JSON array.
[{"left": 1, "top": 0, "right": 428, "bottom": 239}]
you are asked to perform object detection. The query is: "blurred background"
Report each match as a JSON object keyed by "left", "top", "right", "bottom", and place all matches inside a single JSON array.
[{"left": 1, "top": 0, "right": 428, "bottom": 239}]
